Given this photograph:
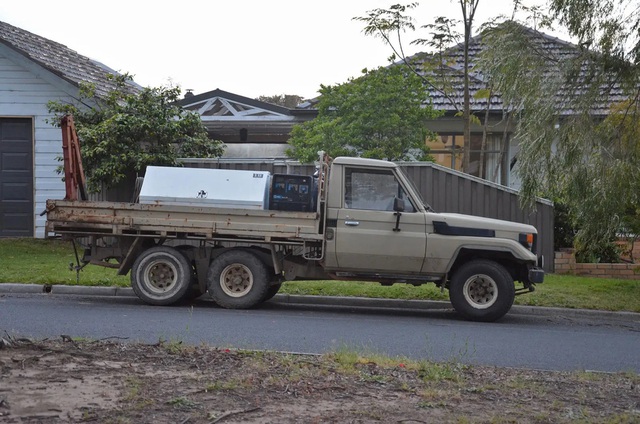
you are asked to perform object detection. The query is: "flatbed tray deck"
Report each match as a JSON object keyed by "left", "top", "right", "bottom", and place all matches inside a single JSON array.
[{"left": 45, "top": 199, "right": 323, "bottom": 243}]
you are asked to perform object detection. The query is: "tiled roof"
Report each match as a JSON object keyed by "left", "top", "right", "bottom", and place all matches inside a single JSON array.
[
  {"left": 409, "top": 22, "right": 626, "bottom": 115},
  {"left": 0, "top": 20, "right": 140, "bottom": 98}
]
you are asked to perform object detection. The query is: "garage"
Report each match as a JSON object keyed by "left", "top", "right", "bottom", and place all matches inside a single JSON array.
[{"left": 0, "top": 118, "right": 33, "bottom": 237}]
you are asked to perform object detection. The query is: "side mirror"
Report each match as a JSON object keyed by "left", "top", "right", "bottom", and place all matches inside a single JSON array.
[{"left": 393, "top": 197, "right": 405, "bottom": 212}]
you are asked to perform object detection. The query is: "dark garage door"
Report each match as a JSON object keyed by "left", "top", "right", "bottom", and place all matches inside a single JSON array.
[{"left": 0, "top": 118, "right": 33, "bottom": 237}]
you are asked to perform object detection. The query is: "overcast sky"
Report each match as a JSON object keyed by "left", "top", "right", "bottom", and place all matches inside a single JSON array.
[{"left": 2, "top": 0, "right": 555, "bottom": 100}]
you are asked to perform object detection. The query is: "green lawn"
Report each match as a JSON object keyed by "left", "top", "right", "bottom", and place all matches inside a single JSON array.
[
  {"left": 1, "top": 238, "right": 639, "bottom": 313},
  {"left": 0, "top": 238, "right": 128, "bottom": 286}
]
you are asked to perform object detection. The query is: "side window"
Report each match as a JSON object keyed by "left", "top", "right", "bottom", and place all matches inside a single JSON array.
[{"left": 344, "top": 168, "right": 415, "bottom": 212}]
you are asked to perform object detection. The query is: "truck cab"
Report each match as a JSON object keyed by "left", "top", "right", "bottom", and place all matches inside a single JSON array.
[{"left": 321, "top": 157, "right": 544, "bottom": 321}]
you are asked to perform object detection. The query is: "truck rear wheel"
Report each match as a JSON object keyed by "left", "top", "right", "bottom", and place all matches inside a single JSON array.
[
  {"left": 449, "top": 259, "right": 515, "bottom": 322},
  {"left": 131, "top": 246, "right": 193, "bottom": 306},
  {"left": 207, "top": 250, "right": 269, "bottom": 309}
]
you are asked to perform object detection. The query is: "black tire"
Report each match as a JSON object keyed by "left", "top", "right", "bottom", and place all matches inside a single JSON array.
[
  {"left": 263, "top": 283, "right": 282, "bottom": 301},
  {"left": 448, "top": 259, "right": 515, "bottom": 322},
  {"left": 174, "top": 245, "right": 205, "bottom": 303},
  {"left": 207, "top": 250, "right": 270, "bottom": 309},
  {"left": 131, "top": 246, "right": 193, "bottom": 306}
]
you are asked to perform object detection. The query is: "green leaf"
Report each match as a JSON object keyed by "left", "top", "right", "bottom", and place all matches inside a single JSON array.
[{"left": 473, "top": 88, "right": 491, "bottom": 99}]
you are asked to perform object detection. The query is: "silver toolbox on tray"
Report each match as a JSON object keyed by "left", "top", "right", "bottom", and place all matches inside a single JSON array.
[{"left": 139, "top": 166, "right": 271, "bottom": 209}]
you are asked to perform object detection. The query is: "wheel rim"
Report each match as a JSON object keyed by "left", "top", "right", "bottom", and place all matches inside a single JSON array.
[
  {"left": 462, "top": 274, "right": 498, "bottom": 309},
  {"left": 143, "top": 259, "right": 178, "bottom": 294},
  {"left": 220, "top": 263, "right": 254, "bottom": 298}
]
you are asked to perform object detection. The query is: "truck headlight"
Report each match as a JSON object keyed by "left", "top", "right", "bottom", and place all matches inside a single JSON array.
[{"left": 519, "top": 233, "right": 535, "bottom": 250}]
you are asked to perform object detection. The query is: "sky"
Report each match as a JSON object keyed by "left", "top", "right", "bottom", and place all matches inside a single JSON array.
[{"left": 1, "top": 0, "right": 556, "bottom": 100}]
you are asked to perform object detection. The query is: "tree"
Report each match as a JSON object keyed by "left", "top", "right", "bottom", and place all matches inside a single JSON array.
[
  {"left": 459, "top": 0, "right": 480, "bottom": 172},
  {"left": 286, "top": 66, "right": 441, "bottom": 163},
  {"left": 549, "top": 0, "right": 640, "bottom": 65},
  {"left": 48, "top": 74, "right": 224, "bottom": 192},
  {"left": 355, "top": 1, "right": 484, "bottom": 173},
  {"left": 256, "top": 94, "right": 305, "bottom": 108},
  {"left": 478, "top": 4, "right": 640, "bottom": 261}
]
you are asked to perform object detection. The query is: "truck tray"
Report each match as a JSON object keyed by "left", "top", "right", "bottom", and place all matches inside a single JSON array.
[{"left": 45, "top": 200, "right": 323, "bottom": 243}]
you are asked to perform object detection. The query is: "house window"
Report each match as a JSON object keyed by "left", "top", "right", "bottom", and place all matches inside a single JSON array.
[{"left": 426, "top": 134, "right": 505, "bottom": 183}]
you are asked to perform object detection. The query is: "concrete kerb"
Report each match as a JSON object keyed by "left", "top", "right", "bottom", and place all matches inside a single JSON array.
[
  {"left": 50, "top": 285, "right": 135, "bottom": 297},
  {"left": 0, "top": 283, "right": 134, "bottom": 297},
  {"left": 0, "top": 283, "right": 638, "bottom": 321}
]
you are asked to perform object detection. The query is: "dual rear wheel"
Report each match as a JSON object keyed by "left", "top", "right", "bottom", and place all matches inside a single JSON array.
[{"left": 131, "top": 246, "right": 278, "bottom": 308}]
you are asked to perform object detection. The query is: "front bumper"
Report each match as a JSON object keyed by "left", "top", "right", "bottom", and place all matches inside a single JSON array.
[{"left": 528, "top": 267, "right": 545, "bottom": 284}]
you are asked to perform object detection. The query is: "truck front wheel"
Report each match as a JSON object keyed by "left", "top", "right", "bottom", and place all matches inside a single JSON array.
[
  {"left": 449, "top": 260, "right": 515, "bottom": 322},
  {"left": 130, "top": 246, "right": 193, "bottom": 306},
  {"left": 207, "top": 250, "right": 270, "bottom": 309}
]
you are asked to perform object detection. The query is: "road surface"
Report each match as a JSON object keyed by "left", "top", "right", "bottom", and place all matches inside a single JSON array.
[{"left": 1, "top": 292, "right": 639, "bottom": 373}]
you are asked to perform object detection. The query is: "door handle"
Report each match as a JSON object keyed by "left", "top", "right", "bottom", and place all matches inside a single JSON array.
[{"left": 344, "top": 220, "right": 360, "bottom": 226}]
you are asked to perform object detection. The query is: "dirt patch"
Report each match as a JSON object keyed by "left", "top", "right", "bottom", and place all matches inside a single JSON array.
[{"left": 0, "top": 336, "right": 638, "bottom": 423}]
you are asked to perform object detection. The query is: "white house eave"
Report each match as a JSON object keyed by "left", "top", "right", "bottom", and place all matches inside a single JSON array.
[{"left": 183, "top": 95, "right": 292, "bottom": 119}]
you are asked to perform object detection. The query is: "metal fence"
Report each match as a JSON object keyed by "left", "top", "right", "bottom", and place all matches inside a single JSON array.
[{"left": 398, "top": 162, "right": 554, "bottom": 272}]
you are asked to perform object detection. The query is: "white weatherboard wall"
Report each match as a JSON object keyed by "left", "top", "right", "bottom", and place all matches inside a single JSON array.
[{"left": 0, "top": 44, "right": 80, "bottom": 238}]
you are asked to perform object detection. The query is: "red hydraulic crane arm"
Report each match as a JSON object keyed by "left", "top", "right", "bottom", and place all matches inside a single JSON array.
[{"left": 60, "top": 114, "right": 88, "bottom": 201}]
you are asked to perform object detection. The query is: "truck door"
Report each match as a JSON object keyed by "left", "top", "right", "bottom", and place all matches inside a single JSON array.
[{"left": 333, "top": 167, "right": 427, "bottom": 273}]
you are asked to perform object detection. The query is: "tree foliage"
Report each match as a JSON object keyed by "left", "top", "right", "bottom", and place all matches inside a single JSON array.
[
  {"left": 256, "top": 94, "right": 305, "bottom": 108},
  {"left": 549, "top": 0, "right": 640, "bottom": 65},
  {"left": 479, "top": 4, "right": 640, "bottom": 261},
  {"left": 286, "top": 66, "right": 441, "bottom": 163},
  {"left": 48, "top": 74, "right": 224, "bottom": 192}
]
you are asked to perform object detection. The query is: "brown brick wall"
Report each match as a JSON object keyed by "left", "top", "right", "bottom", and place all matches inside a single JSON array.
[{"left": 554, "top": 248, "right": 640, "bottom": 279}]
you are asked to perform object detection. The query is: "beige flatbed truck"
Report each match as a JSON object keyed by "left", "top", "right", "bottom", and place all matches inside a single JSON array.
[{"left": 45, "top": 116, "right": 544, "bottom": 322}]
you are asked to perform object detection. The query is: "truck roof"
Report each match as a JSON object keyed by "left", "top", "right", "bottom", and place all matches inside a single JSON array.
[{"left": 332, "top": 157, "right": 397, "bottom": 168}]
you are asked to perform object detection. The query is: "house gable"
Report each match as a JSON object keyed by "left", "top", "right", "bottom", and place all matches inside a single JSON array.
[
  {"left": 178, "top": 89, "right": 314, "bottom": 158},
  {"left": 180, "top": 89, "right": 293, "bottom": 119}
]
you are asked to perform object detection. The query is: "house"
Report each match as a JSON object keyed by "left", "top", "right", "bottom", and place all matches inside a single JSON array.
[
  {"left": 0, "top": 21, "right": 139, "bottom": 238},
  {"left": 295, "top": 23, "right": 620, "bottom": 191},
  {"left": 411, "top": 22, "right": 625, "bottom": 189}
]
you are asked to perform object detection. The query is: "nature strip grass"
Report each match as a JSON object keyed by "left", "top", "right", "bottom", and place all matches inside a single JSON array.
[{"left": 1, "top": 238, "right": 639, "bottom": 312}]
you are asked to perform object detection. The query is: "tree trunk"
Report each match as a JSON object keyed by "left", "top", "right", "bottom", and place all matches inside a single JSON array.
[
  {"left": 462, "top": 26, "right": 471, "bottom": 173},
  {"left": 492, "top": 112, "right": 513, "bottom": 184},
  {"left": 460, "top": 0, "right": 478, "bottom": 174},
  {"left": 479, "top": 91, "right": 492, "bottom": 179}
]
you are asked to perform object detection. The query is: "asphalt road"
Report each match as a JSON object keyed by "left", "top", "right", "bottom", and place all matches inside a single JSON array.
[{"left": 1, "top": 290, "right": 639, "bottom": 373}]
